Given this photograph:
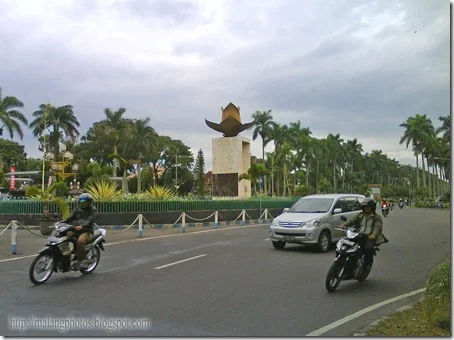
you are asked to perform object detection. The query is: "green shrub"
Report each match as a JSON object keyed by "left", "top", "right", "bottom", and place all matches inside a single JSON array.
[
  {"left": 48, "top": 181, "right": 69, "bottom": 197},
  {"left": 424, "top": 259, "right": 451, "bottom": 328},
  {"left": 25, "top": 186, "right": 41, "bottom": 197}
]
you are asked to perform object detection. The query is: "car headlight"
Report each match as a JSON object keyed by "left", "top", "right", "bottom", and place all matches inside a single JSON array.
[
  {"left": 304, "top": 219, "right": 320, "bottom": 227},
  {"left": 271, "top": 220, "right": 278, "bottom": 226}
]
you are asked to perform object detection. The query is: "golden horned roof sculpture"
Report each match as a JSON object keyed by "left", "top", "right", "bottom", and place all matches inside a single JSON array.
[{"left": 205, "top": 103, "right": 255, "bottom": 137}]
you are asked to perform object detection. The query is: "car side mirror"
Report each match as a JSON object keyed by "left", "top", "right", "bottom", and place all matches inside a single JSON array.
[
  {"left": 283, "top": 208, "right": 289, "bottom": 213},
  {"left": 340, "top": 215, "right": 348, "bottom": 221},
  {"left": 333, "top": 208, "right": 342, "bottom": 214}
]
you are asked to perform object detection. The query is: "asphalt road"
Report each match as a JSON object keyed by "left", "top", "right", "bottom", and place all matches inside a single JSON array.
[{"left": 0, "top": 207, "right": 450, "bottom": 336}]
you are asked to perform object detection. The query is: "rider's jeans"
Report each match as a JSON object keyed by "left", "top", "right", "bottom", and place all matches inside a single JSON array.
[{"left": 67, "top": 231, "right": 92, "bottom": 261}]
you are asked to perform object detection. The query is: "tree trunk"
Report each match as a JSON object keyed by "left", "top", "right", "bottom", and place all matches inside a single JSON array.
[
  {"left": 415, "top": 154, "right": 420, "bottom": 188},
  {"left": 333, "top": 160, "right": 337, "bottom": 191},
  {"left": 316, "top": 159, "right": 320, "bottom": 194},
  {"left": 283, "top": 163, "right": 287, "bottom": 196},
  {"left": 261, "top": 140, "right": 267, "bottom": 195},
  {"left": 113, "top": 144, "right": 118, "bottom": 177},
  {"left": 433, "top": 163, "right": 437, "bottom": 198},
  {"left": 421, "top": 152, "right": 426, "bottom": 187},
  {"left": 122, "top": 169, "right": 129, "bottom": 194},
  {"left": 426, "top": 156, "right": 431, "bottom": 197},
  {"left": 342, "top": 167, "right": 346, "bottom": 192},
  {"left": 137, "top": 161, "right": 142, "bottom": 194}
]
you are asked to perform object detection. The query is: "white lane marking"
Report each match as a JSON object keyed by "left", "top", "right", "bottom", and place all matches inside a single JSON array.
[
  {"left": 154, "top": 254, "right": 207, "bottom": 269},
  {"left": 0, "top": 224, "right": 267, "bottom": 264},
  {"left": 265, "top": 238, "right": 270, "bottom": 241},
  {"left": 0, "top": 254, "right": 36, "bottom": 263},
  {"left": 305, "top": 288, "right": 427, "bottom": 336}
]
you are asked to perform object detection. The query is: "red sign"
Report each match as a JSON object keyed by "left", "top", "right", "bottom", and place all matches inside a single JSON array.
[{"left": 9, "top": 165, "right": 16, "bottom": 190}]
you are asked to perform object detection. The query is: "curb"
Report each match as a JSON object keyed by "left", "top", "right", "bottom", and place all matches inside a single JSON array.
[
  {"left": 9, "top": 219, "right": 272, "bottom": 231},
  {"left": 352, "top": 297, "right": 424, "bottom": 336}
]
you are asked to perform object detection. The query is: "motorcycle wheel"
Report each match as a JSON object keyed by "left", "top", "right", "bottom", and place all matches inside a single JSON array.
[
  {"left": 358, "top": 262, "right": 372, "bottom": 282},
  {"left": 326, "top": 262, "right": 343, "bottom": 292},
  {"left": 80, "top": 246, "right": 101, "bottom": 275},
  {"left": 29, "top": 251, "right": 55, "bottom": 285}
]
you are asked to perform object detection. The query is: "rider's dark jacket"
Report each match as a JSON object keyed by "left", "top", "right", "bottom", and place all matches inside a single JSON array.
[
  {"left": 62, "top": 206, "right": 96, "bottom": 234},
  {"left": 343, "top": 211, "right": 387, "bottom": 245}
]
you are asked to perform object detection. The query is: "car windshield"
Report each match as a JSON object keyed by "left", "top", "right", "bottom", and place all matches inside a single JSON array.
[{"left": 288, "top": 198, "right": 334, "bottom": 213}]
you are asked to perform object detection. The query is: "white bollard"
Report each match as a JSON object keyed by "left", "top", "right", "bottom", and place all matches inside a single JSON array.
[
  {"left": 242, "top": 210, "right": 246, "bottom": 225},
  {"left": 264, "top": 209, "right": 268, "bottom": 221},
  {"left": 214, "top": 211, "right": 219, "bottom": 229},
  {"left": 138, "top": 214, "right": 143, "bottom": 238},
  {"left": 182, "top": 212, "right": 186, "bottom": 233},
  {"left": 11, "top": 221, "right": 18, "bottom": 254}
]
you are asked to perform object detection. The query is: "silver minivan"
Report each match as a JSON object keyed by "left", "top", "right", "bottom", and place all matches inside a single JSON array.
[{"left": 269, "top": 194, "right": 366, "bottom": 252}]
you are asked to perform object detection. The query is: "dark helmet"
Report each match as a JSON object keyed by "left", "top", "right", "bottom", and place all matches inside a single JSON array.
[
  {"left": 361, "top": 197, "right": 376, "bottom": 212},
  {"left": 78, "top": 193, "right": 93, "bottom": 209}
]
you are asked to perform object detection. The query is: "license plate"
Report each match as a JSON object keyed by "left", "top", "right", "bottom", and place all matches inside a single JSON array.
[
  {"left": 342, "top": 240, "right": 355, "bottom": 246},
  {"left": 283, "top": 236, "right": 295, "bottom": 241}
]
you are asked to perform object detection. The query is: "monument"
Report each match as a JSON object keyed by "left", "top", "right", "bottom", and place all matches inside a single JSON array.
[{"left": 205, "top": 103, "right": 254, "bottom": 198}]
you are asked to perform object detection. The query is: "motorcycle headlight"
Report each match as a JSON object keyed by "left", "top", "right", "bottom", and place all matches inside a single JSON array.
[{"left": 303, "top": 219, "right": 320, "bottom": 227}]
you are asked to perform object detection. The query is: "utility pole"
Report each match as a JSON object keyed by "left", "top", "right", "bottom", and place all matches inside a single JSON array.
[{"left": 41, "top": 105, "right": 48, "bottom": 192}]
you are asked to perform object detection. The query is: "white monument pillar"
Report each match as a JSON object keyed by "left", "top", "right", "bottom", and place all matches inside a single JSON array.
[{"left": 212, "top": 136, "right": 251, "bottom": 198}]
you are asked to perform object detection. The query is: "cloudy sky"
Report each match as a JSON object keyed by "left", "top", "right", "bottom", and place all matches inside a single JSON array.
[{"left": 0, "top": 0, "right": 450, "bottom": 171}]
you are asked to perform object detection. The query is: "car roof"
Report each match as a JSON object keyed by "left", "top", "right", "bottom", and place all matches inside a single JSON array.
[{"left": 299, "top": 194, "right": 365, "bottom": 199}]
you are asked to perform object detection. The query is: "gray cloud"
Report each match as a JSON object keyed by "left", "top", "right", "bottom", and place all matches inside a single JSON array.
[{"left": 0, "top": 0, "right": 449, "bottom": 171}]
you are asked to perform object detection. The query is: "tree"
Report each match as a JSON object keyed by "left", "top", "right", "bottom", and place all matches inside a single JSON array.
[
  {"left": 29, "top": 103, "right": 80, "bottom": 159},
  {"left": 399, "top": 114, "right": 435, "bottom": 188},
  {"left": 252, "top": 109, "right": 274, "bottom": 194},
  {"left": 436, "top": 115, "right": 451, "bottom": 143},
  {"left": 0, "top": 87, "right": 29, "bottom": 140},
  {"left": 103, "top": 107, "right": 129, "bottom": 177},
  {"left": 0, "top": 138, "right": 27, "bottom": 172},
  {"left": 127, "top": 118, "right": 158, "bottom": 193},
  {"left": 193, "top": 149, "right": 206, "bottom": 197}
]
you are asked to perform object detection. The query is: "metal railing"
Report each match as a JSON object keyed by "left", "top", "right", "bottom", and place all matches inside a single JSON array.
[{"left": 0, "top": 198, "right": 298, "bottom": 215}]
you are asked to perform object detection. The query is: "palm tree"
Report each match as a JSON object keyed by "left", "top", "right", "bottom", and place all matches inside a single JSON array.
[
  {"left": 399, "top": 114, "right": 435, "bottom": 188},
  {"left": 29, "top": 104, "right": 80, "bottom": 159},
  {"left": 436, "top": 115, "right": 450, "bottom": 143},
  {"left": 0, "top": 87, "right": 29, "bottom": 140},
  {"left": 104, "top": 107, "right": 129, "bottom": 177},
  {"left": 127, "top": 118, "right": 158, "bottom": 193},
  {"left": 326, "top": 133, "right": 344, "bottom": 191},
  {"left": 252, "top": 110, "right": 274, "bottom": 194},
  {"left": 344, "top": 139, "right": 363, "bottom": 192}
]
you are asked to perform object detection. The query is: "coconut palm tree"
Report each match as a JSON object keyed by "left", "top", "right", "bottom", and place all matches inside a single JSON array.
[
  {"left": 252, "top": 109, "right": 274, "bottom": 194},
  {"left": 104, "top": 107, "right": 129, "bottom": 177},
  {"left": 326, "top": 133, "right": 344, "bottom": 191},
  {"left": 0, "top": 87, "right": 29, "bottom": 140},
  {"left": 344, "top": 139, "right": 363, "bottom": 192},
  {"left": 29, "top": 104, "right": 80, "bottom": 159},
  {"left": 399, "top": 114, "right": 435, "bottom": 188},
  {"left": 127, "top": 118, "right": 158, "bottom": 193},
  {"left": 436, "top": 115, "right": 450, "bottom": 143}
]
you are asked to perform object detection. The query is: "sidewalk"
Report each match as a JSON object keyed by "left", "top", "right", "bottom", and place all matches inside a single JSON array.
[{"left": 0, "top": 222, "right": 267, "bottom": 261}]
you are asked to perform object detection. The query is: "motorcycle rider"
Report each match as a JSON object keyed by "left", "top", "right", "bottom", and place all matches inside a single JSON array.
[
  {"left": 342, "top": 198, "right": 386, "bottom": 270},
  {"left": 62, "top": 193, "right": 96, "bottom": 270}
]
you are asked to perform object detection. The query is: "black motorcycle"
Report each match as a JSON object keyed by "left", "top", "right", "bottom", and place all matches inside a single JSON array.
[
  {"left": 399, "top": 201, "right": 404, "bottom": 209},
  {"left": 325, "top": 216, "right": 379, "bottom": 292},
  {"left": 381, "top": 204, "right": 389, "bottom": 217},
  {"left": 29, "top": 222, "right": 107, "bottom": 285}
]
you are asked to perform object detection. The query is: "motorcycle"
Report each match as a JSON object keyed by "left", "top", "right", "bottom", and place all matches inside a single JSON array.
[
  {"left": 399, "top": 201, "right": 404, "bottom": 209},
  {"left": 381, "top": 204, "right": 389, "bottom": 217},
  {"left": 325, "top": 216, "right": 379, "bottom": 292},
  {"left": 29, "top": 222, "right": 107, "bottom": 285}
]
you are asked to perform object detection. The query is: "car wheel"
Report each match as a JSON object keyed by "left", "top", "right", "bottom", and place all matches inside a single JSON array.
[
  {"left": 272, "top": 240, "right": 286, "bottom": 249},
  {"left": 318, "top": 231, "right": 331, "bottom": 253}
]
